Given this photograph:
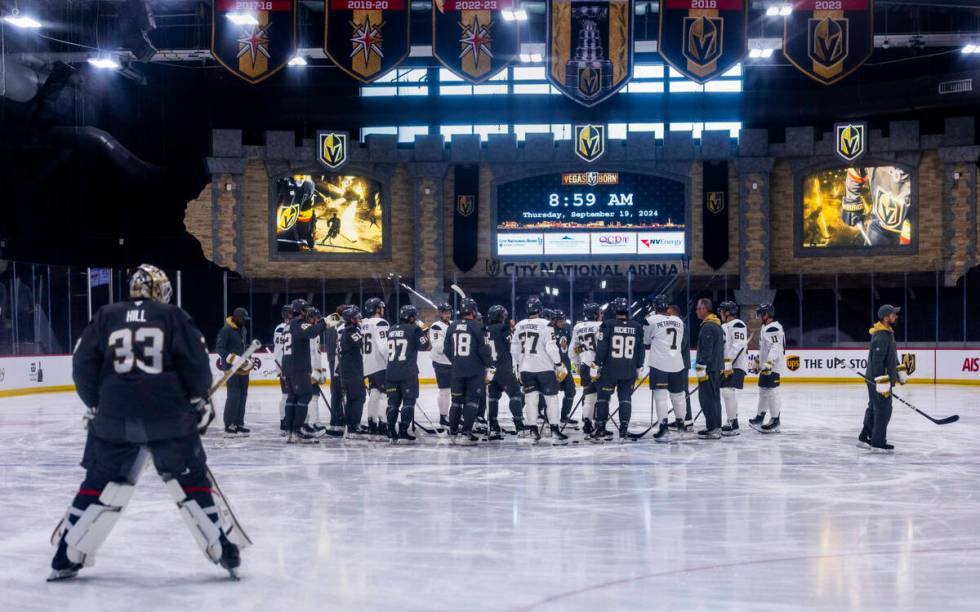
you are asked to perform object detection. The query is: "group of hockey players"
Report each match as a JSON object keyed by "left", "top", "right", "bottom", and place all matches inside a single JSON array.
[{"left": 267, "top": 288, "right": 791, "bottom": 447}]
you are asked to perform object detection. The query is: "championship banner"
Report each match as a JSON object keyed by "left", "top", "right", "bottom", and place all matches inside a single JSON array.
[
  {"left": 433, "top": 0, "right": 520, "bottom": 83},
  {"left": 325, "top": 0, "right": 411, "bottom": 83},
  {"left": 658, "top": 0, "right": 747, "bottom": 84},
  {"left": 547, "top": 0, "right": 634, "bottom": 107},
  {"left": 783, "top": 0, "right": 874, "bottom": 85},
  {"left": 453, "top": 165, "right": 480, "bottom": 272},
  {"left": 212, "top": 1, "right": 297, "bottom": 84},
  {"left": 702, "top": 160, "right": 729, "bottom": 270}
]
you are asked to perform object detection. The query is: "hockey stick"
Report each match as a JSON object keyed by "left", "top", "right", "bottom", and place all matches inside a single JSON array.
[
  {"left": 853, "top": 371, "right": 959, "bottom": 425},
  {"left": 415, "top": 404, "right": 448, "bottom": 438},
  {"left": 208, "top": 339, "right": 262, "bottom": 398},
  {"left": 399, "top": 281, "right": 438, "bottom": 309},
  {"left": 450, "top": 283, "right": 467, "bottom": 299}
]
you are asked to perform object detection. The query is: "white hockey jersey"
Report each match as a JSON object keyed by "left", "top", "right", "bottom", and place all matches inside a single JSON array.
[
  {"left": 310, "top": 335, "right": 322, "bottom": 373},
  {"left": 511, "top": 317, "right": 561, "bottom": 373},
  {"left": 570, "top": 320, "right": 602, "bottom": 368},
  {"left": 273, "top": 322, "right": 288, "bottom": 366},
  {"left": 361, "top": 316, "right": 389, "bottom": 375},
  {"left": 722, "top": 318, "right": 749, "bottom": 372},
  {"left": 643, "top": 313, "right": 685, "bottom": 373},
  {"left": 759, "top": 320, "right": 786, "bottom": 374},
  {"left": 428, "top": 320, "right": 451, "bottom": 366}
]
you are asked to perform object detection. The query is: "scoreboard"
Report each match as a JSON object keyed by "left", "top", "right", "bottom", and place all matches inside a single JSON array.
[{"left": 493, "top": 171, "right": 687, "bottom": 258}]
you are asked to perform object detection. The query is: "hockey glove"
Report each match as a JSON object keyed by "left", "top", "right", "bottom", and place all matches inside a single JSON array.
[
  {"left": 313, "top": 368, "right": 328, "bottom": 384},
  {"left": 589, "top": 364, "right": 602, "bottom": 383},
  {"left": 761, "top": 360, "right": 774, "bottom": 376},
  {"left": 841, "top": 198, "right": 865, "bottom": 227},
  {"left": 485, "top": 367, "right": 496, "bottom": 384},
  {"left": 555, "top": 364, "right": 569, "bottom": 383},
  {"left": 874, "top": 375, "right": 891, "bottom": 397},
  {"left": 82, "top": 406, "right": 97, "bottom": 430},
  {"left": 722, "top": 359, "right": 733, "bottom": 378},
  {"left": 636, "top": 366, "right": 647, "bottom": 380},
  {"left": 896, "top": 364, "right": 909, "bottom": 385},
  {"left": 695, "top": 364, "right": 708, "bottom": 382},
  {"left": 191, "top": 397, "right": 215, "bottom": 434}
]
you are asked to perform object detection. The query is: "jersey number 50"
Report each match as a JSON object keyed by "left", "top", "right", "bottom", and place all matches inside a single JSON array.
[{"left": 108, "top": 327, "right": 164, "bottom": 374}]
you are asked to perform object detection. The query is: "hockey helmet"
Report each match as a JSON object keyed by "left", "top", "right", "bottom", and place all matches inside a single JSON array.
[
  {"left": 719, "top": 301, "right": 739, "bottom": 317},
  {"left": 399, "top": 304, "right": 418, "bottom": 322},
  {"left": 541, "top": 308, "right": 554, "bottom": 321},
  {"left": 756, "top": 303, "right": 775, "bottom": 318},
  {"left": 582, "top": 302, "right": 601, "bottom": 320},
  {"left": 341, "top": 305, "right": 362, "bottom": 324},
  {"left": 551, "top": 309, "right": 566, "bottom": 322},
  {"left": 436, "top": 302, "right": 453, "bottom": 313},
  {"left": 526, "top": 297, "right": 543, "bottom": 316},
  {"left": 458, "top": 298, "right": 479, "bottom": 317},
  {"left": 364, "top": 297, "right": 386, "bottom": 316},
  {"left": 653, "top": 294, "right": 670, "bottom": 314},
  {"left": 487, "top": 305, "right": 509, "bottom": 324},
  {"left": 129, "top": 264, "right": 172, "bottom": 304},
  {"left": 290, "top": 298, "right": 310, "bottom": 315},
  {"left": 610, "top": 297, "right": 629, "bottom": 315}
]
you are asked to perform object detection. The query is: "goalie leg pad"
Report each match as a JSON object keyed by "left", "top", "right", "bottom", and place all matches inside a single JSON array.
[
  {"left": 62, "top": 481, "right": 136, "bottom": 567},
  {"left": 164, "top": 476, "right": 223, "bottom": 564}
]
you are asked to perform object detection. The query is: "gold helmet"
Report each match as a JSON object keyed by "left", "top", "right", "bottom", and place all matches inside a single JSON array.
[{"left": 129, "top": 264, "right": 172, "bottom": 303}]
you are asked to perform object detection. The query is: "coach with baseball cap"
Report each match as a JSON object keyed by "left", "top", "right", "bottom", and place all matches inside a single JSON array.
[
  {"left": 216, "top": 307, "right": 254, "bottom": 437},
  {"left": 860, "top": 304, "right": 906, "bottom": 452}
]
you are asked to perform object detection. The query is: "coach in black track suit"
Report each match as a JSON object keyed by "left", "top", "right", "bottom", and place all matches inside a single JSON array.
[{"left": 695, "top": 298, "right": 724, "bottom": 439}]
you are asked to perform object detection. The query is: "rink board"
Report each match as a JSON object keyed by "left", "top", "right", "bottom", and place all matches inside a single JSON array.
[{"left": 1, "top": 347, "right": 978, "bottom": 397}]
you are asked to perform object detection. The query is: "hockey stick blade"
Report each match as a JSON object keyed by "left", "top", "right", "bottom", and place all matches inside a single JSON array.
[
  {"left": 450, "top": 284, "right": 467, "bottom": 299},
  {"left": 852, "top": 371, "right": 959, "bottom": 426}
]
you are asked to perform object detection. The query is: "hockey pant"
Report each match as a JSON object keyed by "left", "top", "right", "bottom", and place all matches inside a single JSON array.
[
  {"left": 386, "top": 379, "right": 419, "bottom": 435},
  {"left": 596, "top": 376, "right": 635, "bottom": 433},
  {"left": 341, "top": 375, "right": 366, "bottom": 431},
  {"left": 449, "top": 375, "right": 483, "bottom": 435}
]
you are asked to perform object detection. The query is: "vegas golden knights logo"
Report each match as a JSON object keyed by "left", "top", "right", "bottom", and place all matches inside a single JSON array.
[
  {"left": 317, "top": 131, "right": 349, "bottom": 170},
  {"left": 834, "top": 122, "right": 866, "bottom": 162},
  {"left": 277, "top": 204, "right": 300, "bottom": 232},
  {"left": 547, "top": 0, "right": 634, "bottom": 107},
  {"left": 707, "top": 191, "right": 725, "bottom": 214},
  {"left": 574, "top": 124, "right": 605, "bottom": 163},
  {"left": 211, "top": 1, "right": 297, "bottom": 84},
  {"left": 784, "top": 0, "right": 873, "bottom": 85},
  {"left": 456, "top": 195, "right": 475, "bottom": 217},
  {"left": 901, "top": 353, "right": 916, "bottom": 376},
  {"left": 786, "top": 355, "right": 801, "bottom": 372},
  {"left": 659, "top": 0, "right": 746, "bottom": 84}
]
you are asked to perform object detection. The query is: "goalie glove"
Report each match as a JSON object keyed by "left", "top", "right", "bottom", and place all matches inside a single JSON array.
[
  {"left": 484, "top": 367, "right": 496, "bottom": 384},
  {"left": 722, "top": 359, "right": 733, "bottom": 378},
  {"left": 874, "top": 375, "right": 891, "bottom": 397},
  {"left": 191, "top": 397, "right": 215, "bottom": 434},
  {"left": 896, "top": 364, "right": 909, "bottom": 385},
  {"left": 82, "top": 406, "right": 97, "bottom": 429},
  {"left": 589, "top": 364, "right": 601, "bottom": 383},
  {"left": 761, "top": 360, "right": 773, "bottom": 376},
  {"left": 695, "top": 364, "right": 708, "bottom": 382},
  {"left": 555, "top": 364, "right": 569, "bottom": 383}
]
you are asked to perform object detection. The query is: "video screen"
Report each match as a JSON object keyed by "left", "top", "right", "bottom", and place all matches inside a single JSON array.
[
  {"left": 801, "top": 166, "right": 914, "bottom": 251},
  {"left": 273, "top": 174, "right": 385, "bottom": 255},
  {"left": 494, "top": 171, "right": 687, "bottom": 258}
]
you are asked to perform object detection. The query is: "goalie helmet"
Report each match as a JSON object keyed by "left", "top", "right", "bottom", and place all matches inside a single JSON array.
[
  {"left": 341, "top": 305, "right": 362, "bottom": 325},
  {"left": 526, "top": 297, "right": 543, "bottom": 316},
  {"left": 399, "top": 304, "right": 418, "bottom": 322},
  {"left": 487, "top": 305, "right": 508, "bottom": 324},
  {"left": 719, "top": 301, "right": 739, "bottom": 317},
  {"left": 458, "top": 298, "right": 479, "bottom": 317},
  {"left": 364, "top": 298, "right": 385, "bottom": 317},
  {"left": 129, "top": 264, "right": 172, "bottom": 304},
  {"left": 610, "top": 297, "right": 629, "bottom": 315},
  {"left": 582, "top": 302, "right": 601, "bottom": 320}
]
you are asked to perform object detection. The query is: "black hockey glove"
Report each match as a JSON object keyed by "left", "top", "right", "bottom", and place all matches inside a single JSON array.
[{"left": 191, "top": 397, "right": 215, "bottom": 434}]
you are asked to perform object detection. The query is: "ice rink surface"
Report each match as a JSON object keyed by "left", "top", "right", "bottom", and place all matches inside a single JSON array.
[{"left": 1, "top": 383, "right": 978, "bottom": 612}]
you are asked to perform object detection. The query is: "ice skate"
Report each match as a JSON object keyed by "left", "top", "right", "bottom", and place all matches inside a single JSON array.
[
  {"left": 748, "top": 413, "right": 766, "bottom": 432},
  {"left": 857, "top": 433, "right": 872, "bottom": 449},
  {"left": 697, "top": 428, "right": 722, "bottom": 440},
  {"left": 47, "top": 539, "right": 82, "bottom": 582},
  {"left": 280, "top": 419, "right": 288, "bottom": 437},
  {"left": 550, "top": 425, "right": 568, "bottom": 446},
  {"left": 219, "top": 533, "right": 241, "bottom": 581},
  {"left": 870, "top": 442, "right": 894, "bottom": 453},
  {"left": 653, "top": 420, "right": 672, "bottom": 443},
  {"left": 235, "top": 425, "right": 251, "bottom": 437},
  {"left": 224, "top": 426, "right": 238, "bottom": 438},
  {"left": 760, "top": 417, "right": 781, "bottom": 434},
  {"left": 721, "top": 418, "right": 740, "bottom": 437},
  {"left": 527, "top": 425, "right": 541, "bottom": 444},
  {"left": 581, "top": 418, "right": 594, "bottom": 435}
]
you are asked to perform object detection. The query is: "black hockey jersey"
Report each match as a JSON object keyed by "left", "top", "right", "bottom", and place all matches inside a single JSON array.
[
  {"left": 72, "top": 300, "right": 212, "bottom": 443},
  {"left": 443, "top": 319, "right": 491, "bottom": 378},
  {"left": 485, "top": 322, "right": 515, "bottom": 370},
  {"left": 386, "top": 323, "right": 430, "bottom": 381},
  {"left": 338, "top": 323, "right": 365, "bottom": 378},
  {"left": 595, "top": 318, "right": 644, "bottom": 379},
  {"left": 282, "top": 317, "right": 326, "bottom": 376}
]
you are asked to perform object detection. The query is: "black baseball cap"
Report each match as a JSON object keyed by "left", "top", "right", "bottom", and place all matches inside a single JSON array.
[
  {"left": 877, "top": 304, "right": 900, "bottom": 320},
  {"left": 232, "top": 307, "right": 250, "bottom": 321}
]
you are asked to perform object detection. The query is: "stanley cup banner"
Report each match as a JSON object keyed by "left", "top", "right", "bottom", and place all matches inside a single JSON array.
[
  {"left": 212, "top": 1, "right": 297, "bottom": 84},
  {"left": 658, "top": 0, "right": 747, "bottom": 84},
  {"left": 783, "top": 0, "right": 874, "bottom": 85},
  {"left": 325, "top": 0, "right": 411, "bottom": 83},
  {"left": 433, "top": 0, "right": 520, "bottom": 83},
  {"left": 547, "top": 0, "right": 634, "bottom": 107}
]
